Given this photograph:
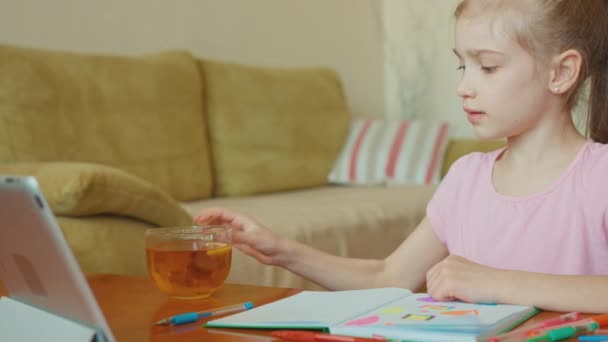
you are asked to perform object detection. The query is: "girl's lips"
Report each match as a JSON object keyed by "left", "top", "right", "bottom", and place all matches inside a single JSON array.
[{"left": 466, "top": 111, "right": 486, "bottom": 124}]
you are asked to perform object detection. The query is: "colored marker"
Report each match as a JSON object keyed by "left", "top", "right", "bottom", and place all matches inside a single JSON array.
[
  {"left": 589, "top": 315, "right": 608, "bottom": 328},
  {"left": 495, "top": 321, "right": 601, "bottom": 342},
  {"left": 489, "top": 312, "right": 583, "bottom": 342},
  {"left": 526, "top": 322, "right": 599, "bottom": 342}
]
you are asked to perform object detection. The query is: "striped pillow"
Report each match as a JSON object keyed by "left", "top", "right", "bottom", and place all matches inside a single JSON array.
[{"left": 328, "top": 119, "right": 450, "bottom": 185}]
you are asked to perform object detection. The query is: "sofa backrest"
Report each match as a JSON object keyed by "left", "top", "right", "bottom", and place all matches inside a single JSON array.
[
  {"left": 0, "top": 44, "right": 213, "bottom": 201},
  {"left": 199, "top": 59, "right": 350, "bottom": 197}
]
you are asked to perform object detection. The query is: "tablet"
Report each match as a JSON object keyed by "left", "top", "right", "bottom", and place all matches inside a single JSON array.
[{"left": 0, "top": 175, "right": 115, "bottom": 342}]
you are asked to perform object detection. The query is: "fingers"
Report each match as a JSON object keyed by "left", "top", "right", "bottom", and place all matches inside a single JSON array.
[
  {"left": 427, "top": 276, "right": 454, "bottom": 302},
  {"left": 196, "top": 207, "right": 260, "bottom": 225},
  {"left": 426, "top": 258, "right": 455, "bottom": 302},
  {"left": 426, "top": 259, "right": 441, "bottom": 291},
  {"left": 426, "top": 263, "right": 440, "bottom": 299},
  {"left": 196, "top": 208, "right": 279, "bottom": 266},
  {"left": 194, "top": 208, "right": 261, "bottom": 234},
  {"left": 194, "top": 207, "right": 239, "bottom": 225}
]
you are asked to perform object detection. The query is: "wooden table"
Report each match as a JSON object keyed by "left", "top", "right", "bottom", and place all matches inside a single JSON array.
[
  {"left": 89, "top": 274, "right": 301, "bottom": 341},
  {"left": 0, "top": 274, "right": 592, "bottom": 341}
]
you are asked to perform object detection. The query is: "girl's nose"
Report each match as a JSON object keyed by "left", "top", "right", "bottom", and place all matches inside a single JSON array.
[{"left": 456, "top": 77, "right": 475, "bottom": 98}]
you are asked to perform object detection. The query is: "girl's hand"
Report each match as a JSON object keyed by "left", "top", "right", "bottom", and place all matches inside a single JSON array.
[
  {"left": 426, "top": 255, "right": 501, "bottom": 304},
  {"left": 194, "top": 207, "right": 285, "bottom": 266}
]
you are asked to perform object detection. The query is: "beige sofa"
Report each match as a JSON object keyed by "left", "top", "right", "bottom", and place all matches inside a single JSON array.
[{"left": 0, "top": 43, "right": 503, "bottom": 290}]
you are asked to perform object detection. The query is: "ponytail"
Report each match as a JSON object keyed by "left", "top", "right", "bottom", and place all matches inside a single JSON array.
[
  {"left": 588, "top": 57, "right": 608, "bottom": 144},
  {"left": 587, "top": 4, "right": 608, "bottom": 144}
]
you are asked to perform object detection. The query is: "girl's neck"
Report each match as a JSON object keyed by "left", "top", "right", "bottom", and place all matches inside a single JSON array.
[{"left": 502, "top": 110, "right": 587, "bottom": 166}]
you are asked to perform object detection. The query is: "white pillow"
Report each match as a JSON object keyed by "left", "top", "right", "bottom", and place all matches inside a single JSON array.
[{"left": 328, "top": 118, "right": 450, "bottom": 185}]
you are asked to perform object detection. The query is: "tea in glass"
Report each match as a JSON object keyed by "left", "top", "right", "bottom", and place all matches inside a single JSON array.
[{"left": 145, "top": 225, "right": 232, "bottom": 299}]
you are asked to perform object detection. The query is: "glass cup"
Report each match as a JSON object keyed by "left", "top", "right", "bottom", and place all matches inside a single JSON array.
[{"left": 144, "top": 225, "right": 232, "bottom": 299}]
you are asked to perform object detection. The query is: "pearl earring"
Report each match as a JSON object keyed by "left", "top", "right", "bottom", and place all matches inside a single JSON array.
[{"left": 554, "top": 87, "right": 560, "bottom": 93}]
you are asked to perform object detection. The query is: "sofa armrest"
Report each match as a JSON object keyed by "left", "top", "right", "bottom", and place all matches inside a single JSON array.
[{"left": 0, "top": 162, "right": 193, "bottom": 227}]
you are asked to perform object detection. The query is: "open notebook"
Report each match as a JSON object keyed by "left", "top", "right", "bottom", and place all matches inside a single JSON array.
[{"left": 205, "top": 288, "right": 538, "bottom": 342}]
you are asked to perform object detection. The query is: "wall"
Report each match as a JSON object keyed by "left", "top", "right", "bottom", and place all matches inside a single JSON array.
[
  {"left": 1, "top": 0, "right": 494, "bottom": 137},
  {"left": 0, "top": 0, "right": 385, "bottom": 119},
  {"left": 420, "top": 0, "right": 476, "bottom": 137},
  {"left": 383, "top": 0, "right": 474, "bottom": 137}
]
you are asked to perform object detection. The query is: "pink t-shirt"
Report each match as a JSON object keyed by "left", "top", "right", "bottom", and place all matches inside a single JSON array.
[{"left": 427, "top": 140, "right": 608, "bottom": 275}]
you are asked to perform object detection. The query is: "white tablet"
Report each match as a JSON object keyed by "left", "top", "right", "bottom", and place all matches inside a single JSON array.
[{"left": 0, "top": 175, "right": 115, "bottom": 342}]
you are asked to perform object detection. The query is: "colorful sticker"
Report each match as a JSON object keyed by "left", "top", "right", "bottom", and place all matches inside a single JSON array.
[
  {"left": 419, "top": 305, "right": 455, "bottom": 311},
  {"left": 416, "top": 296, "right": 438, "bottom": 303},
  {"left": 441, "top": 310, "right": 479, "bottom": 316},
  {"left": 401, "top": 314, "right": 435, "bottom": 321},
  {"left": 379, "top": 307, "right": 404, "bottom": 314},
  {"left": 344, "top": 315, "right": 380, "bottom": 326}
]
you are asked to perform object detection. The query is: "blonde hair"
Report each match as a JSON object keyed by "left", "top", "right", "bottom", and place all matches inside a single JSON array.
[{"left": 455, "top": 0, "right": 608, "bottom": 143}]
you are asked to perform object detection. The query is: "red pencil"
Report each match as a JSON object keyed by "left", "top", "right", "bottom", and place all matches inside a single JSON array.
[{"left": 272, "top": 330, "right": 386, "bottom": 342}]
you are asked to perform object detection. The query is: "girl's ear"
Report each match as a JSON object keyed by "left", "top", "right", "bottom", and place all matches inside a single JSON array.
[{"left": 548, "top": 49, "right": 582, "bottom": 94}]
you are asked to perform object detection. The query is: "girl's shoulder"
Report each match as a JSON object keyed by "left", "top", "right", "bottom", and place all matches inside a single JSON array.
[
  {"left": 585, "top": 140, "right": 608, "bottom": 159},
  {"left": 446, "top": 147, "right": 504, "bottom": 176},
  {"left": 582, "top": 141, "right": 608, "bottom": 184},
  {"left": 433, "top": 149, "right": 501, "bottom": 204},
  {"left": 440, "top": 148, "right": 504, "bottom": 191}
]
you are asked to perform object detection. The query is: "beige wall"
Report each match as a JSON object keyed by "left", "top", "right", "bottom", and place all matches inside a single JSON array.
[
  {"left": 417, "top": 0, "right": 477, "bottom": 137},
  {"left": 0, "top": 0, "right": 384, "bottom": 118},
  {"left": 0, "top": 0, "right": 494, "bottom": 137},
  {"left": 383, "top": 0, "right": 474, "bottom": 137}
]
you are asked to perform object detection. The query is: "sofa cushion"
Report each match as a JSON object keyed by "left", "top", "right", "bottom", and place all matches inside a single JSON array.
[
  {"left": 0, "top": 44, "right": 213, "bottom": 201},
  {"left": 200, "top": 59, "right": 350, "bottom": 197},
  {"left": 181, "top": 185, "right": 435, "bottom": 290},
  {"left": 57, "top": 215, "right": 153, "bottom": 275},
  {"left": 0, "top": 162, "right": 193, "bottom": 227},
  {"left": 329, "top": 118, "right": 450, "bottom": 185}
]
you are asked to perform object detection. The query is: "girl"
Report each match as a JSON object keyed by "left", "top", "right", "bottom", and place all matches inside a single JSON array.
[{"left": 196, "top": 0, "right": 608, "bottom": 313}]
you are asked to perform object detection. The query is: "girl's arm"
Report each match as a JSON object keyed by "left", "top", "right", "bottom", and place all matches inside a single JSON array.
[
  {"left": 284, "top": 217, "right": 448, "bottom": 291},
  {"left": 195, "top": 208, "right": 448, "bottom": 291},
  {"left": 426, "top": 255, "right": 608, "bottom": 313},
  {"left": 495, "top": 271, "right": 608, "bottom": 313}
]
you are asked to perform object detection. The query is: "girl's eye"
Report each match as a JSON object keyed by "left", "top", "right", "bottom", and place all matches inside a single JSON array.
[
  {"left": 456, "top": 65, "right": 465, "bottom": 71},
  {"left": 481, "top": 66, "right": 498, "bottom": 73}
]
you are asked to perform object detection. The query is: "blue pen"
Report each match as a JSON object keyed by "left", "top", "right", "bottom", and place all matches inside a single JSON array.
[{"left": 153, "top": 301, "right": 254, "bottom": 326}]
